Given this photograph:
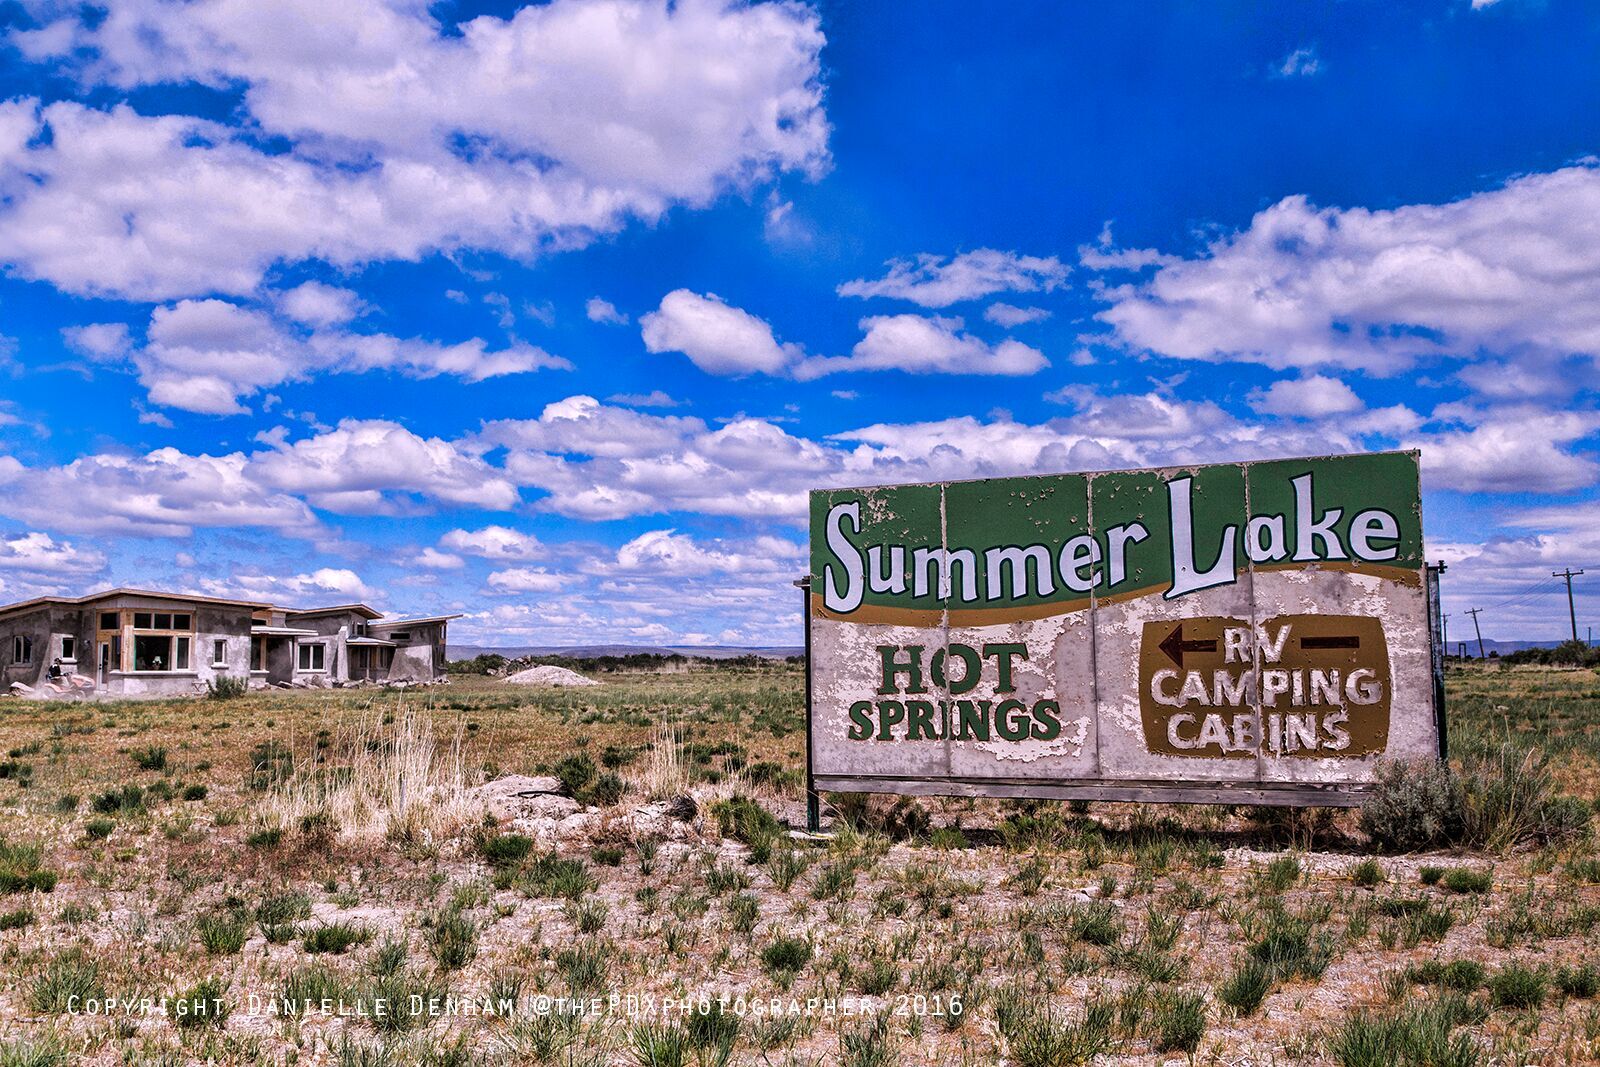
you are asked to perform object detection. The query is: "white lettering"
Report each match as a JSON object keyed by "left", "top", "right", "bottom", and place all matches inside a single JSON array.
[
  {"left": 1349, "top": 509, "right": 1400, "bottom": 562},
  {"left": 824, "top": 502, "right": 865, "bottom": 613},
  {"left": 1246, "top": 514, "right": 1287, "bottom": 562},
  {"left": 913, "top": 547, "right": 977, "bottom": 601},
  {"left": 866, "top": 545, "right": 907, "bottom": 594},
  {"left": 1292, "top": 473, "right": 1347, "bottom": 561},
  {"left": 1058, "top": 534, "right": 1101, "bottom": 593},
  {"left": 1166, "top": 476, "right": 1238, "bottom": 598},
  {"left": 985, "top": 544, "right": 1055, "bottom": 601},
  {"left": 1106, "top": 523, "right": 1150, "bottom": 587}
]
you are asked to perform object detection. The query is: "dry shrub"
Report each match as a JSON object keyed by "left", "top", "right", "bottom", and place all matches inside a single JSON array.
[
  {"left": 253, "top": 701, "right": 481, "bottom": 847},
  {"left": 1361, "top": 744, "right": 1590, "bottom": 853},
  {"left": 633, "top": 723, "right": 687, "bottom": 800}
]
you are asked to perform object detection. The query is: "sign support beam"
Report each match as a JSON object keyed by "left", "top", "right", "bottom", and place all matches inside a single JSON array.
[{"left": 795, "top": 576, "right": 820, "bottom": 833}]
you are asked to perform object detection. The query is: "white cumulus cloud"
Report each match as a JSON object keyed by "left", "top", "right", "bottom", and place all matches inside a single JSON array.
[
  {"left": 0, "top": 0, "right": 829, "bottom": 300},
  {"left": 797, "top": 314, "right": 1048, "bottom": 378},
  {"left": 640, "top": 289, "right": 802, "bottom": 376},
  {"left": 1091, "top": 163, "right": 1600, "bottom": 381},
  {"left": 838, "top": 249, "right": 1067, "bottom": 308}
]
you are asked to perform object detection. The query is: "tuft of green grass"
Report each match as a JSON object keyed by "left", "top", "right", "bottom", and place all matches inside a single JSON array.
[
  {"left": 304, "top": 921, "right": 371, "bottom": 955},
  {"left": 1488, "top": 963, "right": 1548, "bottom": 1010},
  {"left": 425, "top": 907, "right": 478, "bottom": 971},
  {"left": 92, "top": 785, "right": 146, "bottom": 815},
  {"left": 1066, "top": 900, "right": 1122, "bottom": 947},
  {"left": 171, "top": 976, "right": 230, "bottom": 1029},
  {"left": 196, "top": 910, "right": 250, "bottom": 955},
  {"left": 0, "top": 1036, "right": 67, "bottom": 1067},
  {"left": 1407, "top": 959, "right": 1485, "bottom": 992},
  {"left": 256, "top": 892, "right": 311, "bottom": 942},
  {"left": 839, "top": 1015, "right": 899, "bottom": 1067},
  {"left": 245, "top": 827, "right": 283, "bottom": 849},
  {"left": 1326, "top": 995, "right": 1482, "bottom": 1067},
  {"left": 129, "top": 745, "right": 167, "bottom": 771},
  {"left": 630, "top": 1023, "right": 689, "bottom": 1067},
  {"left": 479, "top": 831, "right": 534, "bottom": 867},
  {"left": 712, "top": 794, "right": 786, "bottom": 863},
  {"left": 1349, "top": 858, "right": 1386, "bottom": 887},
  {"left": 554, "top": 940, "right": 611, "bottom": 992},
  {"left": 1218, "top": 957, "right": 1274, "bottom": 1015},
  {"left": 520, "top": 852, "right": 596, "bottom": 899},
  {"left": 1256, "top": 854, "right": 1301, "bottom": 893},
  {"left": 761, "top": 935, "right": 812, "bottom": 979},
  {"left": 1004, "top": 996, "right": 1116, "bottom": 1067},
  {"left": 1153, "top": 992, "right": 1207, "bottom": 1053},
  {"left": 1441, "top": 867, "right": 1493, "bottom": 894},
  {"left": 29, "top": 949, "right": 102, "bottom": 1013},
  {"left": 766, "top": 849, "right": 808, "bottom": 892},
  {"left": 1556, "top": 963, "right": 1600, "bottom": 999},
  {"left": 0, "top": 839, "right": 57, "bottom": 894}
]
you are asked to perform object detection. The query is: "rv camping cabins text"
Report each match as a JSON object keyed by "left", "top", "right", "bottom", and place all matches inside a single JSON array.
[{"left": 805, "top": 451, "right": 1439, "bottom": 806}]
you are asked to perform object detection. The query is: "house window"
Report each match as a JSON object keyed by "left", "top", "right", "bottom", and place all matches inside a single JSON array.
[
  {"left": 213, "top": 639, "right": 227, "bottom": 666},
  {"left": 387, "top": 631, "right": 411, "bottom": 642},
  {"left": 131, "top": 635, "right": 191, "bottom": 672},
  {"left": 60, "top": 636, "right": 76, "bottom": 662},
  {"left": 133, "top": 612, "right": 192, "bottom": 631},
  {"left": 298, "top": 643, "right": 326, "bottom": 671},
  {"left": 99, "top": 612, "right": 118, "bottom": 630},
  {"left": 11, "top": 636, "right": 31, "bottom": 664},
  {"left": 250, "top": 636, "right": 265, "bottom": 672},
  {"left": 134, "top": 635, "right": 170, "bottom": 671}
]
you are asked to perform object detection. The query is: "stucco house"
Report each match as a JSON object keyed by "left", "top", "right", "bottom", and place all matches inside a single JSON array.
[{"left": 0, "top": 588, "right": 459, "bottom": 699}]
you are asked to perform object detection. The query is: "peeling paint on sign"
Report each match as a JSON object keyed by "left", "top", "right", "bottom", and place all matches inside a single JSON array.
[{"left": 806, "top": 451, "right": 1440, "bottom": 807}]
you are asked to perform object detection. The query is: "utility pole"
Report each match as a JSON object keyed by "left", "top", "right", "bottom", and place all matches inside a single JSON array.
[
  {"left": 1553, "top": 569, "right": 1585, "bottom": 644},
  {"left": 1465, "top": 607, "right": 1486, "bottom": 659}
]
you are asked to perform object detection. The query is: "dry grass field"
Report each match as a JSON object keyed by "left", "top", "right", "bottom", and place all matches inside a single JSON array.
[{"left": 0, "top": 660, "right": 1596, "bottom": 1066}]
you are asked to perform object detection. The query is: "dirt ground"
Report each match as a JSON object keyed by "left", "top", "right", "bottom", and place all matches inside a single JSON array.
[{"left": 0, "top": 660, "right": 1595, "bottom": 1065}]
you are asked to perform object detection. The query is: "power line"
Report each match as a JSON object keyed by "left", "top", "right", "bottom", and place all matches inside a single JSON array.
[
  {"left": 1478, "top": 576, "right": 1559, "bottom": 611},
  {"left": 1465, "top": 607, "right": 1486, "bottom": 660},
  {"left": 1554, "top": 569, "right": 1586, "bottom": 644}
]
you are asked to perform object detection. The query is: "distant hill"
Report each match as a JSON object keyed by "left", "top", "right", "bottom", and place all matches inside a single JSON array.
[
  {"left": 455, "top": 638, "right": 1589, "bottom": 663},
  {"left": 449, "top": 644, "right": 803, "bottom": 661},
  {"left": 1448, "top": 638, "right": 1595, "bottom": 657}
]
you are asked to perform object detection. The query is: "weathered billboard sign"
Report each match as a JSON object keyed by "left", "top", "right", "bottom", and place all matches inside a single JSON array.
[{"left": 805, "top": 450, "right": 1439, "bottom": 806}]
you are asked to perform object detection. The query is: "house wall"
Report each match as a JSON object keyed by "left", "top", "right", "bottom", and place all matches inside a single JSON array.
[
  {"left": 370, "top": 620, "right": 448, "bottom": 682},
  {"left": 194, "top": 605, "right": 254, "bottom": 685},
  {"left": 0, "top": 606, "right": 76, "bottom": 691},
  {"left": 100, "top": 597, "right": 257, "bottom": 698},
  {"left": 283, "top": 612, "right": 367, "bottom": 683},
  {"left": 266, "top": 637, "right": 296, "bottom": 684}
]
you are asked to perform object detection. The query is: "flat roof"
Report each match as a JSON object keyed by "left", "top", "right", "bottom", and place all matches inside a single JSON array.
[
  {"left": 372, "top": 613, "right": 464, "bottom": 628},
  {"left": 0, "top": 587, "right": 275, "bottom": 621},
  {"left": 283, "top": 603, "right": 384, "bottom": 621}
]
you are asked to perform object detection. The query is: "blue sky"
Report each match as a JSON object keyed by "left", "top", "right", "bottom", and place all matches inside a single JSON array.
[{"left": 0, "top": 0, "right": 1595, "bottom": 646}]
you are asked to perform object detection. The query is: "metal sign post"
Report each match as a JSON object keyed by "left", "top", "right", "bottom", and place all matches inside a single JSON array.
[{"left": 795, "top": 576, "right": 820, "bottom": 832}]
